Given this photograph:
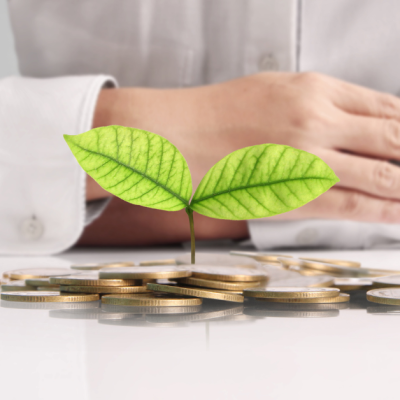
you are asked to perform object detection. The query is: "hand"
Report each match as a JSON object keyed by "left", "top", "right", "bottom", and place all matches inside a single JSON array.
[{"left": 89, "top": 72, "right": 400, "bottom": 243}]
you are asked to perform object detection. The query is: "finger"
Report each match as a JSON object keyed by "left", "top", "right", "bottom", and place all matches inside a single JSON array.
[
  {"left": 326, "top": 75, "right": 400, "bottom": 121},
  {"left": 316, "top": 149, "right": 400, "bottom": 201},
  {"left": 332, "top": 114, "right": 400, "bottom": 160},
  {"left": 269, "top": 187, "right": 400, "bottom": 224}
]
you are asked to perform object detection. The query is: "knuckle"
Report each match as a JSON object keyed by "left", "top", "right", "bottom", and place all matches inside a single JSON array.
[
  {"left": 378, "top": 94, "right": 400, "bottom": 120},
  {"left": 372, "top": 161, "right": 398, "bottom": 191},
  {"left": 380, "top": 201, "right": 400, "bottom": 223},
  {"left": 384, "top": 120, "right": 400, "bottom": 148},
  {"left": 340, "top": 192, "right": 364, "bottom": 217},
  {"left": 290, "top": 104, "right": 328, "bottom": 135}
]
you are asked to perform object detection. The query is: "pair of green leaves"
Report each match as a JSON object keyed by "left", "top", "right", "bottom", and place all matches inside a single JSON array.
[{"left": 64, "top": 125, "right": 339, "bottom": 219}]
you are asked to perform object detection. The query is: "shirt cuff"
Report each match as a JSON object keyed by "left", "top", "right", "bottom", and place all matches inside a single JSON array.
[
  {"left": 0, "top": 74, "right": 117, "bottom": 255},
  {"left": 248, "top": 219, "right": 400, "bottom": 249}
]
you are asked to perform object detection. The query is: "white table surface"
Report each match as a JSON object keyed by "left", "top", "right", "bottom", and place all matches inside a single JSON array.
[{"left": 1, "top": 247, "right": 399, "bottom": 400}]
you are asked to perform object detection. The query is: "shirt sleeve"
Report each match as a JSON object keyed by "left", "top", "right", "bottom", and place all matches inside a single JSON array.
[
  {"left": 247, "top": 219, "right": 400, "bottom": 249},
  {"left": 0, "top": 74, "right": 117, "bottom": 255}
]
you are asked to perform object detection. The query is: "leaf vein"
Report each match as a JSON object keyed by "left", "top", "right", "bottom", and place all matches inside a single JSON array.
[{"left": 73, "top": 144, "right": 189, "bottom": 206}]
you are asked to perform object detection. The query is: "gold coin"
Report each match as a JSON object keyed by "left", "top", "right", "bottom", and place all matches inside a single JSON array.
[
  {"left": 258, "top": 293, "right": 350, "bottom": 304},
  {"left": 179, "top": 285, "right": 244, "bottom": 295},
  {"left": 70, "top": 261, "right": 134, "bottom": 271},
  {"left": 333, "top": 278, "right": 373, "bottom": 291},
  {"left": 9, "top": 268, "right": 73, "bottom": 280},
  {"left": 243, "top": 287, "right": 340, "bottom": 299},
  {"left": 173, "top": 277, "right": 263, "bottom": 290},
  {"left": 25, "top": 278, "right": 60, "bottom": 287},
  {"left": 60, "top": 285, "right": 149, "bottom": 294},
  {"left": 50, "top": 274, "right": 140, "bottom": 287},
  {"left": 296, "top": 268, "right": 328, "bottom": 277},
  {"left": 147, "top": 283, "right": 244, "bottom": 303},
  {"left": 71, "top": 263, "right": 105, "bottom": 271},
  {"left": 230, "top": 251, "right": 292, "bottom": 262},
  {"left": 139, "top": 259, "right": 176, "bottom": 266},
  {"left": 1, "top": 300, "right": 100, "bottom": 310},
  {"left": 300, "top": 257, "right": 361, "bottom": 268},
  {"left": 278, "top": 257, "right": 303, "bottom": 269},
  {"left": 100, "top": 303, "right": 202, "bottom": 316},
  {"left": 372, "top": 275, "right": 400, "bottom": 288},
  {"left": 1, "top": 291, "right": 99, "bottom": 302},
  {"left": 1, "top": 280, "right": 36, "bottom": 292},
  {"left": 299, "top": 259, "right": 373, "bottom": 276},
  {"left": 37, "top": 287, "right": 60, "bottom": 291},
  {"left": 182, "top": 265, "right": 267, "bottom": 282},
  {"left": 102, "top": 262, "right": 135, "bottom": 267},
  {"left": 102, "top": 294, "right": 202, "bottom": 307},
  {"left": 367, "top": 288, "right": 400, "bottom": 305},
  {"left": 99, "top": 266, "right": 191, "bottom": 280}
]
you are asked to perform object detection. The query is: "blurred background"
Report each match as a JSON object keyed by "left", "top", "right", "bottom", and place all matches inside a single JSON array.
[{"left": 0, "top": 1, "right": 18, "bottom": 78}]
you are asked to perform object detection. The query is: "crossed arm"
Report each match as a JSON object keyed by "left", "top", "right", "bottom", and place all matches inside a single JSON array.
[{"left": 81, "top": 72, "right": 400, "bottom": 245}]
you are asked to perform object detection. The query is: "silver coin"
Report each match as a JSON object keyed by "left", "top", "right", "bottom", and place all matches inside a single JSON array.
[
  {"left": 25, "top": 278, "right": 60, "bottom": 287},
  {"left": 367, "top": 288, "right": 400, "bottom": 305},
  {"left": 1, "top": 280, "right": 36, "bottom": 292},
  {"left": 372, "top": 275, "right": 400, "bottom": 287},
  {"left": 267, "top": 275, "right": 334, "bottom": 288}
]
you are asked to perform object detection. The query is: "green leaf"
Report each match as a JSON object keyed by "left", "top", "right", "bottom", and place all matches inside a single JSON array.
[
  {"left": 190, "top": 144, "right": 339, "bottom": 220},
  {"left": 64, "top": 125, "right": 192, "bottom": 211}
]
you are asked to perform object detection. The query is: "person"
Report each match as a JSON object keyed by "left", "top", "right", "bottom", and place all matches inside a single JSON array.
[{"left": 2, "top": 0, "right": 400, "bottom": 255}]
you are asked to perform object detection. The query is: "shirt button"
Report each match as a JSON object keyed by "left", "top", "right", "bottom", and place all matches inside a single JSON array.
[
  {"left": 21, "top": 217, "right": 44, "bottom": 240},
  {"left": 296, "top": 228, "right": 318, "bottom": 246},
  {"left": 259, "top": 54, "right": 279, "bottom": 71}
]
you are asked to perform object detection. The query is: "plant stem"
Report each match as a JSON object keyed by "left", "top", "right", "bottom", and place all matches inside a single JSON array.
[{"left": 186, "top": 207, "right": 195, "bottom": 264}]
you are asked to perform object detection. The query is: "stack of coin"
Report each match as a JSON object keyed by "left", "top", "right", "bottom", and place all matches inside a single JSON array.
[
  {"left": 170, "top": 265, "right": 268, "bottom": 297},
  {"left": 243, "top": 287, "right": 349, "bottom": 304},
  {"left": 1, "top": 268, "right": 75, "bottom": 292},
  {"left": 277, "top": 256, "right": 400, "bottom": 278},
  {"left": 1, "top": 280, "right": 37, "bottom": 292},
  {"left": 140, "top": 265, "right": 268, "bottom": 303},
  {"left": 98, "top": 266, "right": 202, "bottom": 307},
  {"left": 26, "top": 278, "right": 60, "bottom": 292},
  {"left": 50, "top": 273, "right": 149, "bottom": 296}
]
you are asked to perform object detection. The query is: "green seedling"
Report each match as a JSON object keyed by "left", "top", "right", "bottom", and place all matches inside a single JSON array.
[{"left": 65, "top": 125, "right": 339, "bottom": 263}]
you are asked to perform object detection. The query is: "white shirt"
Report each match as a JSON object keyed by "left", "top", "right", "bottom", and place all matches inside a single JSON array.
[{"left": 2, "top": 0, "right": 400, "bottom": 254}]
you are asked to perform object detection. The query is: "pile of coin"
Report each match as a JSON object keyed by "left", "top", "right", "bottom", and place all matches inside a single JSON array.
[
  {"left": 2, "top": 253, "right": 400, "bottom": 325},
  {"left": 243, "top": 287, "right": 350, "bottom": 304}
]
